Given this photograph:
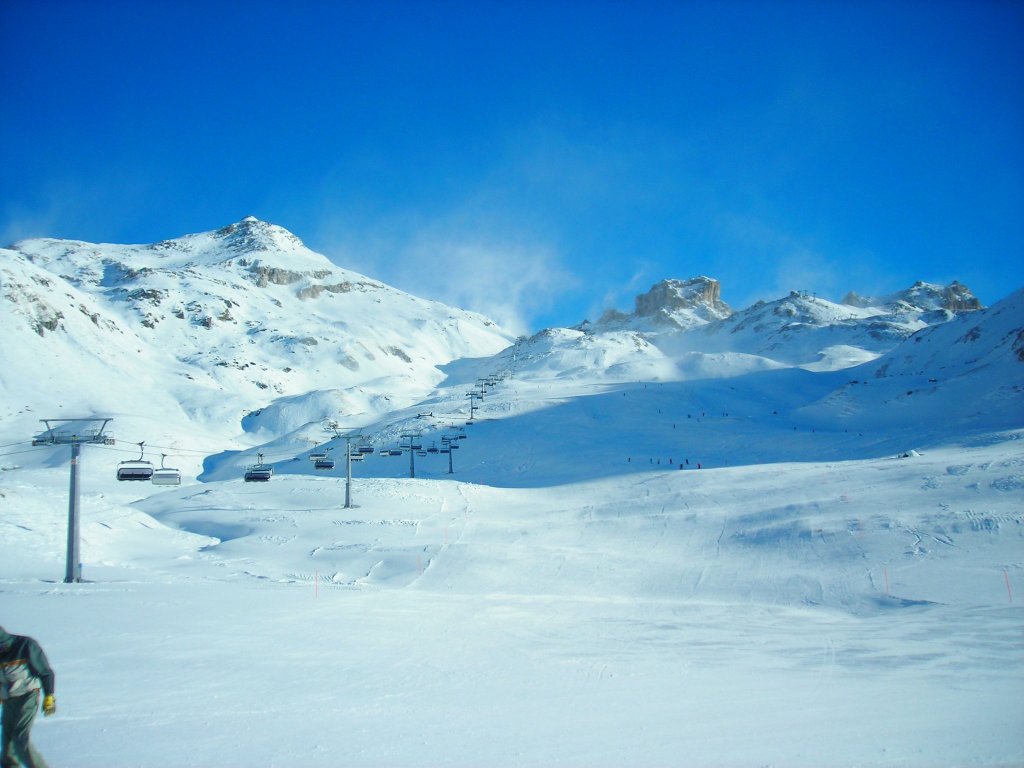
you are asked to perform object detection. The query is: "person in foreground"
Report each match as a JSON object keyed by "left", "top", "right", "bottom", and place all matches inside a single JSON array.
[{"left": 0, "top": 626, "right": 55, "bottom": 768}]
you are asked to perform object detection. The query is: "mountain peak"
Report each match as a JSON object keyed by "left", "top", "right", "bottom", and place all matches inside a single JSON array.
[
  {"left": 590, "top": 276, "right": 733, "bottom": 331},
  {"left": 212, "top": 217, "right": 305, "bottom": 253},
  {"left": 635, "top": 277, "right": 727, "bottom": 317},
  {"left": 841, "top": 280, "right": 983, "bottom": 313}
]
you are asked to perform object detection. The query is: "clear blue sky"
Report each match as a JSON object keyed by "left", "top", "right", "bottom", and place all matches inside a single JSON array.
[{"left": 2, "top": 0, "right": 1022, "bottom": 333}]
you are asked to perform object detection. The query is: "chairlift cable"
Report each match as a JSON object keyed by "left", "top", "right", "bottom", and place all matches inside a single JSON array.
[{"left": 0, "top": 445, "right": 57, "bottom": 458}]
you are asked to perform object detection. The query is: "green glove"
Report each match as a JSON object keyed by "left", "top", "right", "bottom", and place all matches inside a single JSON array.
[{"left": 43, "top": 694, "right": 56, "bottom": 716}]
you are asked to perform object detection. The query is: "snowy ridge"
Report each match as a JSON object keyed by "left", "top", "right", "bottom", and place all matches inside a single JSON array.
[{"left": 2, "top": 217, "right": 514, "bottom": 469}]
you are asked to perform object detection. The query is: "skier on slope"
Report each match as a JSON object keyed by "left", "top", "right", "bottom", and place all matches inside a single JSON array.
[{"left": 0, "top": 626, "right": 55, "bottom": 768}]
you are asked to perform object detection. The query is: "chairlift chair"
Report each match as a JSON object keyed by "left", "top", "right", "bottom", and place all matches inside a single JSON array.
[
  {"left": 151, "top": 454, "right": 181, "bottom": 486},
  {"left": 117, "top": 442, "right": 154, "bottom": 481},
  {"left": 244, "top": 467, "right": 272, "bottom": 482},
  {"left": 314, "top": 458, "right": 336, "bottom": 470},
  {"left": 244, "top": 453, "right": 273, "bottom": 482},
  {"left": 309, "top": 452, "right": 328, "bottom": 461}
]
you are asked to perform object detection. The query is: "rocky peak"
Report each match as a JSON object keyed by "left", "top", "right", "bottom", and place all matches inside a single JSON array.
[
  {"left": 213, "top": 217, "right": 305, "bottom": 253},
  {"left": 635, "top": 277, "right": 731, "bottom": 320},
  {"left": 842, "top": 281, "right": 983, "bottom": 313},
  {"left": 935, "top": 281, "right": 983, "bottom": 312}
]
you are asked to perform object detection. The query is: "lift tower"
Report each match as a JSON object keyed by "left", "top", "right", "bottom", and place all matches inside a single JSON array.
[
  {"left": 326, "top": 422, "right": 364, "bottom": 508},
  {"left": 32, "top": 418, "right": 113, "bottom": 583}
]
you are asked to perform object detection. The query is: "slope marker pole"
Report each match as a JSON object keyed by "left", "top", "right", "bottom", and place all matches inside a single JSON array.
[{"left": 1005, "top": 569, "right": 1013, "bottom": 603}]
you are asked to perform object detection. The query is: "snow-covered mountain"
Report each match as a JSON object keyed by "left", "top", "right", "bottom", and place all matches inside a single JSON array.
[
  {"left": 1, "top": 216, "right": 1017, "bottom": 484},
  {"left": 514, "top": 277, "right": 987, "bottom": 386},
  {"left": 801, "top": 287, "right": 1024, "bottom": 432},
  {"left": 1, "top": 217, "right": 513, "bottom": 461}
]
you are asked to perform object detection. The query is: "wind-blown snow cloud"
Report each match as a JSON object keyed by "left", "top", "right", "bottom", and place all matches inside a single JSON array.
[
  {"left": 398, "top": 235, "right": 572, "bottom": 337},
  {"left": 314, "top": 212, "right": 575, "bottom": 336}
]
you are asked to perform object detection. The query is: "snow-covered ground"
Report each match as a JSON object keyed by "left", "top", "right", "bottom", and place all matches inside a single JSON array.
[{"left": 2, "top": 435, "right": 1022, "bottom": 767}]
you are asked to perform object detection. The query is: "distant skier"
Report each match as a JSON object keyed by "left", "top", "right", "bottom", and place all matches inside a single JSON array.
[{"left": 0, "top": 626, "right": 55, "bottom": 768}]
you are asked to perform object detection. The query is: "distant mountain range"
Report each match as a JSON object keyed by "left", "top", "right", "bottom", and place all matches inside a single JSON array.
[{"left": 2, "top": 217, "right": 1020, "bottom": 479}]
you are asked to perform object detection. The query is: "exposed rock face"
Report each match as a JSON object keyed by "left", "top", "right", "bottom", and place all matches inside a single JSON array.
[
  {"left": 249, "top": 266, "right": 305, "bottom": 287},
  {"left": 213, "top": 216, "right": 306, "bottom": 253},
  {"left": 636, "top": 277, "right": 724, "bottom": 316},
  {"left": 938, "top": 281, "right": 983, "bottom": 312},
  {"left": 842, "top": 281, "right": 983, "bottom": 313}
]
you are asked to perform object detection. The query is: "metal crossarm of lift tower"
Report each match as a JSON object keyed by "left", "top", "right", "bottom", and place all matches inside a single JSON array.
[{"left": 32, "top": 418, "right": 114, "bottom": 446}]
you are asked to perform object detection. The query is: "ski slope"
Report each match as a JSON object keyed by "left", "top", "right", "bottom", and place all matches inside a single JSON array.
[{"left": 1, "top": 434, "right": 1022, "bottom": 767}]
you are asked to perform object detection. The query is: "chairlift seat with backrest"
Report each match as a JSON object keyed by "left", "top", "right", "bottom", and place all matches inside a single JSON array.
[
  {"left": 117, "top": 463, "right": 154, "bottom": 481},
  {"left": 314, "top": 458, "right": 335, "bottom": 470},
  {"left": 117, "top": 442, "right": 153, "bottom": 481},
  {"left": 151, "top": 468, "right": 181, "bottom": 486},
  {"left": 151, "top": 454, "right": 181, "bottom": 486},
  {"left": 309, "top": 452, "right": 328, "bottom": 461},
  {"left": 244, "top": 454, "right": 273, "bottom": 482}
]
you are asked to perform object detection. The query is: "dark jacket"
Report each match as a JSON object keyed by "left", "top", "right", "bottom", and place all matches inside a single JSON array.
[{"left": 0, "top": 626, "right": 55, "bottom": 700}]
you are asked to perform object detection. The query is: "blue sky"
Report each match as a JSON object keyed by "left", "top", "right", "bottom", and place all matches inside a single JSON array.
[{"left": 2, "top": 0, "right": 1022, "bottom": 333}]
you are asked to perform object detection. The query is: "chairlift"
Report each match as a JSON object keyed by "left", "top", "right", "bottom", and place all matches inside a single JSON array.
[
  {"left": 309, "top": 452, "right": 328, "bottom": 461},
  {"left": 358, "top": 445, "right": 374, "bottom": 454},
  {"left": 314, "top": 458, "right": 336, "bottom": 470},
  {"left": 417, "top": 451, "right": 427, "bottom": 457},
  {"left": 440, "top": 448, "right": 451, "bottom": 454},
  {"left": 117, "top": 442, "right": 154, "bottom": 482},
  {"left": 151, "top": 454, "right": 181, "bottom": 486},
  {"left": 244, "top": 453, "right": 273, "bottom": 482},
  {"left": 388, "top": 450, "right": 403, "bottom": 456}
]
